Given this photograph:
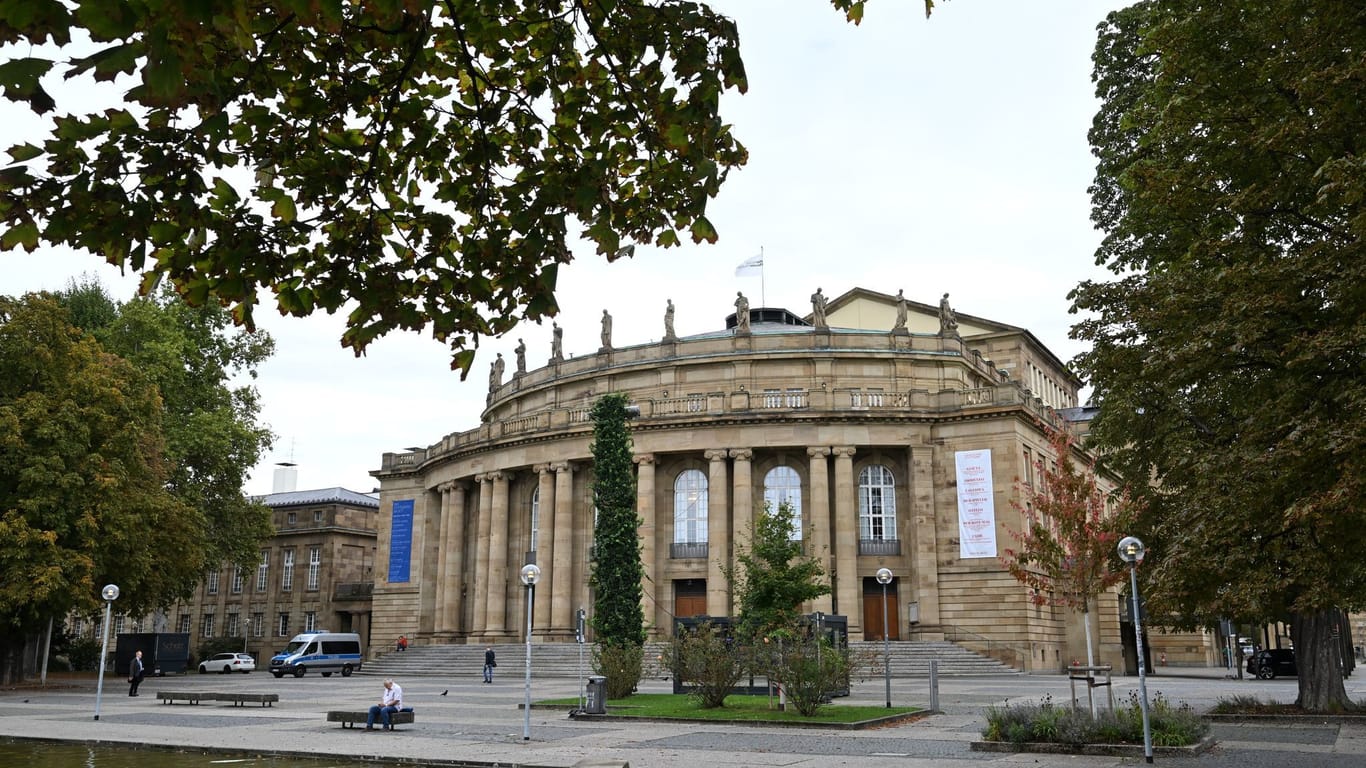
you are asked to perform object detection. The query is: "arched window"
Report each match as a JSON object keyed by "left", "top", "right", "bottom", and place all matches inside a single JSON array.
[
  {"left": 529, "top": 486, "right": 541, "bottom": 554},
  {"left": 673, "top": 469, "right": 708, "bottom": 543},
  {"left": 858, "top": 465, "right": 897, "bottom": 540},
  {"left": 763, "top": 466, "right": 803, "bottom": 540}
]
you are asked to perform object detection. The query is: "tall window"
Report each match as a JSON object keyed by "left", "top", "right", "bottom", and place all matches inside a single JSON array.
[
  {"left": 307, "top": 547, "right": 321, "bottom": 590},
  {"left": 282, "top": 549, "right": 295, "bottom": 591},
  {"left": 226, "top": 611, "right": 240, "bottom": 637},
  {"left": 252, "top": 612, "right": 264, "bottom": 638},
  {"left": 529, "top": 486, "right": 541, "bottom": 554},
  {"left": 277, "top": 612, "right": 290, "bottom": 637},
  {"left": 206, "top": 569, "right": 220, "bottom": 595},
  {"left": 256, "top": 550, "right": 270, "bottom": 591},
  {"left": 201, "top": 613, "right": 215, "bottom": 638},
  {"left": 673, "top": 469, "right": 708, "bottom": 543},
  {"left": 177, "top": 615, "right": 190, "bottom": 634},
  {"left": 305, "top": 611, "right": 317, "bottom": 632},
  {"left": 113, "top": 615, "right": 124, "bottom": 635},
  {"left": 763, "top": 466, "right": 803, "bottom": 540},
  {"left": 231, "top": 566, "right": 244, "bottom": 594},
  {"left": 858, "top": 465, "right": 897, "bottom": 540}
]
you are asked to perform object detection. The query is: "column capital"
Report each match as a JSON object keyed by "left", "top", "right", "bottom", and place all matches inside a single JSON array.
[
  {"left": 551, "top": 461, "right": 573, "bottom": 473},
  {"left": 831, "top": 446, "right": 857, "bottom": 459},
  {"left": 728, "top": 448, "right": 752, "bottom": 462},
  {"left": 807, "top": 446, "right": 831, "bottom": 459},
  {"left": 436, "top": 479, "right": 468, "bottom": 494},
  {"left": 633, "top": 453, "right": 656, "bottom": 466},
  {"left": 488, "top": 470, "right": 507, "bottom": 483},
  {"left": 704, "top": 449, "right": 729, "bottom": 462},
  {"left": 474, "top": 473, "right": 488, "bottom": 483},
  {"left": 534, "top": 463, "right": 553, "bottom": 476}
]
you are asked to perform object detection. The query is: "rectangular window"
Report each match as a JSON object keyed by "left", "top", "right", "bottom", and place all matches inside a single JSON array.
[
  {"left": 282, "top": 549, "right": 295, "bottom": 591},
  {"left": 231, "top": 566, "right": 244, "bottom": 594},
  {"left": 177, "top": 614, "right": 191, "bottom": 634},
  {"left": 286, "top": 511, "right": 297, "bottom": 525},
  {"left": 304, "top": 611, "right": 317, "bottom": 633},
  {"left": 201, "top": 613, "right": 215, "bottom": 638},
  {"left": 226, "top": 611, "right": 240, "bottom": 637},
  {"left": 206, "top": 569, "right": 220, "bottom": 595},
  {"left": 314, "top": 509, "right": 324, "bottom": 522},
  {"left": 252, "top": 612, "right": 264, "bottom": 638},
  {"left": 113, "top": 615, "right": 124, "bottom": 635},
  {"left": 307, "top": 547, "right": 321, "bottom": 590},
  {"left": 257, "top": 550, "right": 269, "bottom": 591},
  {"left": 277, "top": 612, "right": 290, "bottom": 637},
  {"left": 1023, "top": 448, "right": 1035, "bottom": 487}
]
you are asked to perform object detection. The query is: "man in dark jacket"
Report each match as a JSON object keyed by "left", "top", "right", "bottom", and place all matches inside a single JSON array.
[
  {"left": 483, "top": 647, "right": 495, "bottom": 684},
  {"left": 128, "top": 650, "right": 145, "bottom": 696}
]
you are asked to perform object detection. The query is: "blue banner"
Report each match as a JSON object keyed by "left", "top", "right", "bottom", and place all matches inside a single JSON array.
[{"left": 388, "top": 499, "right": 414, "bottom": 583}]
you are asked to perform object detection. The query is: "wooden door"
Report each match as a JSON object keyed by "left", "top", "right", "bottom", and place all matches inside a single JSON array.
[
  {"left": 674, "top": 579, "right": 707, "bottom": 619},
  {"left": 862, "top": 578, "right": 900, "bottom": 640}
]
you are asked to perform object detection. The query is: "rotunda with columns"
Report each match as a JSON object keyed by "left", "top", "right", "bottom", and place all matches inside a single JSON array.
[{"left": 370, "top": 287, "right": 1126, "bottom": 672}]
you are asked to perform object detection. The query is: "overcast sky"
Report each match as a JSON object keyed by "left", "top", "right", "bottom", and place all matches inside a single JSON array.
[{"left": 0, "top": 1, "right": 1128, "bottom": 496}]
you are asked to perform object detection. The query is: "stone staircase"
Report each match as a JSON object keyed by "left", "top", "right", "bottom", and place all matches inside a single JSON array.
[{"left": 361, "top": 639, "right": 1020, "bottom": 679}]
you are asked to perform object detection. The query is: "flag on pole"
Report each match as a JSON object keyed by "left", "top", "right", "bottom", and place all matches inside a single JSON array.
[{"left": 735, "top": 253, "right": 763, "bottom": 277}]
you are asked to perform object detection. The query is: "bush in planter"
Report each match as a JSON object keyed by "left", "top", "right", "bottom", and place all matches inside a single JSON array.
[
  {"left": 667, "top": 621, "right": 750, "bottom": 709},
  {"left": 594, "top": 643, "right": 643, "bottom": 700},
  {"left": 983, "top": 691, "right": 1207, "bottom": 747}
]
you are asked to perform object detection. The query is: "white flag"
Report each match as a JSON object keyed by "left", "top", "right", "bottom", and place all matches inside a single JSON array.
[{"left": 735, "top": 253, "right": 763, "bottom": 277}]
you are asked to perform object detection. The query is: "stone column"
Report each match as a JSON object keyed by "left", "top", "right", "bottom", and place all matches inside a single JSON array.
[
  {"left": 832, "top": 446, "right": 860, "bottom": 634},
  {"left": 484, "top": 471, "right": 510, "bottom": 636},
  {"left": 909, "top": 445, "right": 942, "bottom": 634},
  {"left": 705, "top": 449, "right": 731, "bottom": 617},
  {"left": 533, "top": 465, "right": 555, "bottom": 636},
  {"left": 635, "top": 454, "right": 660, "bottom": 637},
  {"left": 433, "top": 482, "right": 452, "bottom": 635},
  {"left": 550, "top": 462, "right": 576, "bottom": 636},
  {"left": 439, "top": 481, "right": 468, "bottom": 637},
  {"left": 730, "top": 449, "right": 754, "bottom": 553},
  {"left": 472, "top": 474, "right": 492, "bottom": 637},
  {"left": 807, "top": 447, "right": 833, "bottom": 614}
]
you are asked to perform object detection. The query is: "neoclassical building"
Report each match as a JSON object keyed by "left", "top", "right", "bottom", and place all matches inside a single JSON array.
[{"left": 371, "top": 287, "right": 1128, "bottom": 672}]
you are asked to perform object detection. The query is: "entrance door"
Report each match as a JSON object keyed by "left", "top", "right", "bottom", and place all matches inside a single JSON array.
[
  {"left": 862, "top": 577, "right": 900, "bottom": 640},
  {"left": 674, "top": 579, "right": 706, "bottom": 620}
]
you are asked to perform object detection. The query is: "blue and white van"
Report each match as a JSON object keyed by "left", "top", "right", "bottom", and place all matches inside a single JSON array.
[{"left": 270, "top": 631, "right": 363, "bottom": 678}]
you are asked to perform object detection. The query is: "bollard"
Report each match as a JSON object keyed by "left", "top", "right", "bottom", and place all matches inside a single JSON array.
[{"left": 929, "top": 659, "right": 939, "bottom": 712}]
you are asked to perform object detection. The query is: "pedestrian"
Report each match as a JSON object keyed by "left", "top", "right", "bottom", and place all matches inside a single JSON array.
[
  {"left": 483, "top": 646, "right": 496, "bottom": 683},
  {"left": 396, "top": 635, "right": 407, "bottom": 652},
  {"left": 128, "top": 650, "right": 145, "bottom": 697},
  {"left": 366, "top": 678, "right": 403, "bottom": 731}
]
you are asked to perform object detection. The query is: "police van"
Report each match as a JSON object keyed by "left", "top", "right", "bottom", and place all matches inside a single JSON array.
[{"left": 269, "top": 631, "right": 363, "bottom": 678}]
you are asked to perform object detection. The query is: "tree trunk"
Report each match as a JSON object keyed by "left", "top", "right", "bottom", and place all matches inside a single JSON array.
[
  {"left": 1291, "top": 608, "right": 1350, "bottom": 712},
  {"left": 1082, "top": 606, "right": 1097, "bottom": 717}
]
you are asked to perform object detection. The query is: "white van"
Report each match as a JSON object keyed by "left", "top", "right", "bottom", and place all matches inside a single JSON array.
[{"left": 269, "top": 632, "right": 363, "bottom": 678}]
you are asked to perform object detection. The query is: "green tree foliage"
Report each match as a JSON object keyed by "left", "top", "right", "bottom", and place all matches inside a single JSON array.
[
  {"left": 589, "top": 392, "right": 643, "bottom": 694},
  {"left": 1002, "top": 427, "right": 1133, "bottom": 675},
  {"left": 1072, "top": 0, "right": 1366, "bottom": 711},
  {"left": 0, "top": 294, "right": 204, "bottom": 683},
  {"left": 731, "top": 500, "right": 830, "bottom": 643},
  {"left": 58, "top": 279, "right": 276, "bottom": 569},
  {"left": 0, "top": 0, "right": 938, "bottom": 375}
]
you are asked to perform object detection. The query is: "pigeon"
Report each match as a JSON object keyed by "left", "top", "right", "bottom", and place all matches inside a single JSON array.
[{"left": 440, "top": 689, "right": 448, "bottom": 696}]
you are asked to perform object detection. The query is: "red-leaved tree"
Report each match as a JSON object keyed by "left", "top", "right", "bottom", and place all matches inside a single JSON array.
[{"left": 1003, "top": 426, "right": 1137, "bottom": 705}]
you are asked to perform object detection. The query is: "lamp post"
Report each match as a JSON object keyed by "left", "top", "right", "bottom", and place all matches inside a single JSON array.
[
  {"left": 875, "top": 567, "right": 893, "bottom": 708},
  {"left": 1118, "top": 536, "right": 1153, "bottom": 764},
  {"left": 93, "top": 584, "right": 119, "bottom": 721},
  {"left": 520, "top": 563, "right": 542, "bottom": 741}
]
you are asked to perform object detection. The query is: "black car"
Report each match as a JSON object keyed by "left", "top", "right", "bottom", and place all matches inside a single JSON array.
[{"left": 1247, "top": 648, "right": 1296, "bottom": 679}]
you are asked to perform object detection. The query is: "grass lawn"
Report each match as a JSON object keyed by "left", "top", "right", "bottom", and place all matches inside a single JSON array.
[{"left": 536, "top": 693, "right": 921, "bottom": 723}]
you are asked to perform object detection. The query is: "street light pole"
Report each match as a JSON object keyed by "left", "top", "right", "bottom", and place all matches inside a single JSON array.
[
  {"left": 520, "top": 563, "right": 542, "bottom": 741},
  {"left": 876, "top": 568, "right": 893, "bottom": 708},
  {"left": 1118, "top": 536, "right": 1153, "bottom": 764},
  {"left": 93, "top": 584, "right": 119, "bottom": 721}
]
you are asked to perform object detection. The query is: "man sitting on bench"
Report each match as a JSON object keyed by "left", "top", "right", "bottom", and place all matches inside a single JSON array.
[{"left": 366, "top": 678, "right": 403, "bottom": 731}]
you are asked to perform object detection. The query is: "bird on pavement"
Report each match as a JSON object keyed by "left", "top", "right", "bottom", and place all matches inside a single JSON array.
[{"left": 440, "top": 690, "right": 448, "bottom": 696}]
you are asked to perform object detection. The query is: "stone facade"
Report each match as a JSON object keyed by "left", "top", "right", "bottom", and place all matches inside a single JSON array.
[
  {"left": 169, "top": 487, "right": 379, "bottom": 663},
  {"left": 371, "top": 288, "right": 1127, "bottom": 672}
]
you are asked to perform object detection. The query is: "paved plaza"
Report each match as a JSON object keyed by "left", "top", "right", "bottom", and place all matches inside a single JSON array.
[{"left": 3, "top": 666, "right": 1365, "bottom": 767}]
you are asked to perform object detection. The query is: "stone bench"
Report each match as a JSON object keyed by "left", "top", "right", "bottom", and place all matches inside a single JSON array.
[
  {"left": 327, "top": 709, "right": 415, "bottom": 730},
  {"left": 212, "top": 692, "right": 279, "bottom": 707},
  {"left": 156, "top": 691, "right": 204, "bottom": 705}
]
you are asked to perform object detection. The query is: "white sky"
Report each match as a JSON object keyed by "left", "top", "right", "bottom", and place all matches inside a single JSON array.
[{"left": 0, "top": 1, "right": 1127, "bottom": 496}]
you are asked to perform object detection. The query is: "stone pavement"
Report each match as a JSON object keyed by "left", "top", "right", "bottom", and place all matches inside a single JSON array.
[{"left": 3, "top": 665, "right": 1366, "bottom": 767}]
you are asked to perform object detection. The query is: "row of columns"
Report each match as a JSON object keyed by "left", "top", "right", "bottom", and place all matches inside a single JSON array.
[{"left": 426, "top": 443, "right": 907, "bottom": 643}]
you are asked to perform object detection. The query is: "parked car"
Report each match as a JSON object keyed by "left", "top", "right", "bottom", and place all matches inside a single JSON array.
[
  {"left": 199, "top": 652, "right": 256, "bottom": 674},
  {"left": 1247, "top": 648, "right": 1296, "bottom": 679}
]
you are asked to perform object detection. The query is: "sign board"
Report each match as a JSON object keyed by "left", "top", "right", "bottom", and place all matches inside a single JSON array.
[{"left": 387, "top": 499, "right": 414, "bottom": 583}]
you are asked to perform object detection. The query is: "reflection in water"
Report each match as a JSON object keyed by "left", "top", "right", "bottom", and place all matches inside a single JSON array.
[{"left": 2, "top": 742, "right": 375, "bottom": 768}]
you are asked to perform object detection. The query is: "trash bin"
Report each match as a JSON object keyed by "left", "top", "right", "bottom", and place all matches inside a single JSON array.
[{"left": 585, "top": 675, "right": 607, "bottom": 715}]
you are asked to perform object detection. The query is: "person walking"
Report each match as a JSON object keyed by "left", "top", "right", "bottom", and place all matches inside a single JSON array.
[
  {"left": 127, "top": 650, "right": 145, "bottom": 697},
  {"left": 483, "top": 647, "right": 496, "bottom": 684},
  {"left": 365, "top": 678, "right": 403, "bottom": 731}
]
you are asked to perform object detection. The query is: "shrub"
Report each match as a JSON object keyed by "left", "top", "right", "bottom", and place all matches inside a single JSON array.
[
  {"left": 667, "top": 621, "right": 750, "bottom": 708},
  {"left": 982, "top": 689, "right": 1207, "bottom": 747},
  {"left": 765, "top": 634, "right": 852, "bottom": 717},
  {"left": 63, "top": 637, "right": 102, "bottom": 672},
  {"left": 595, "top": 643, "right": 643, "bottom": 699}
]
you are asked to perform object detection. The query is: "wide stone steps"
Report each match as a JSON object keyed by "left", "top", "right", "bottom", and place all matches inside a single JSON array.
[{"left": 360, "top": 639, "right": 1020, "bottom": 679}]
